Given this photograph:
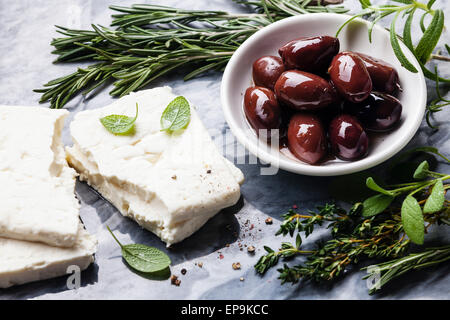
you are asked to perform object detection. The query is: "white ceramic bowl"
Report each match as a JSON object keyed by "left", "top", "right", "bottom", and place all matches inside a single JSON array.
[{"left": 221, "top": 13, "right": 426, "bottom": 176}]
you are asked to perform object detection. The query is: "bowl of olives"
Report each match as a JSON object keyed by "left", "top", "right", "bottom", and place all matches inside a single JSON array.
[{"left": 221, "top": 13, "right": 426, "bottom": 176}]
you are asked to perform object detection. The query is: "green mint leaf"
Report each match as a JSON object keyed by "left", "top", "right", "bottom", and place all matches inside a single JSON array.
[
  {"left": 413, "top": 160, "right": 429, "bottom": 180},
  {"left": 160, "top": 96, "right": 191, "bottom": 132},
  {"left": 389, "top": 12, "right": 418, "bottom": 73},
  {"left": 401, "top": 195, "right": 425, "bottom": 245},
  {"left": 100, "top": 103, "right": 138, "bottom": 135},
  {"left": 106, "top": 226, "right": 171, "bottom": 274},
  {"left": 415, "top": 9, "right": 444, "bottom": 64},
  {"left": 362, "top": 194, "right": 394, "bottom": 217},
  {"left": 423, "top": 180, "right": 445, "bottom": 214},
  {"left": 366, "top": 177, "right": 395, "bottom": 196}
]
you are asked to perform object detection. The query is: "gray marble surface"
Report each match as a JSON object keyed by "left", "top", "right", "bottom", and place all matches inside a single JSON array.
[{"left": 0, "top": 0, "right": 449, "bottom": 300}]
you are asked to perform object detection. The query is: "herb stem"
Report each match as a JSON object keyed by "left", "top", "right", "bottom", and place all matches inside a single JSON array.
[
  {"left": 106, "top": 225, "right": 124, "bottom": 248},
  {"left": 430, "top": 54, "right": 450, "bottom": 62}
]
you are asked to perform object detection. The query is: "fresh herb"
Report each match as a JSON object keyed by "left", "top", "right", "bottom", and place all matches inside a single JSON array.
[
  {"left": 336, "top": 0, "right": 450, "bottom": 128},
  {"left": 362, "top": 158, "right": 449, "bottom": 244},
  {"left": 256, "top": 148, "right": 450, "bottom": 293},
  {"left": 34, "top": 1, "right": 347, "bottom": 109},
  {"left": 363, "top": 245, "right": 450, "bottom": 294},
  {"left": 401, "top": 195, "right": 425, "bottom": 245},
  {"left": 107, "top": 226, "right": 171, "bottom": 273},
  {"left": 100, "top": 103, "right": 138, "bottom": 135},
  {"left": 35, "top": 1, "right": 450, "bottom": 128},
  {"left": 160, "top": 96, "right": 191, "bottom": 132}
]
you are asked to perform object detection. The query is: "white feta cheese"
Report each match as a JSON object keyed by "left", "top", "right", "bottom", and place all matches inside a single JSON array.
[
  {"left": 67, "top": 87, "right": 244, "bottom": 245},
  {"left": 0, "top": 106, "right": 80, "bottom": 247},
  {"left": 0, "top": 225, "right": 97, "bottom": 289}
]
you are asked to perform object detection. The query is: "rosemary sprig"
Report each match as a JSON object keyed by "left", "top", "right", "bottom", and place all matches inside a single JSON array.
[
  {"left": 35, "top": 1, "right": 348, "bottom": 109},
  {"left": 35, "top": 0, "right": 450, "bottom": 129},
  {"left": 363, "top": 245, "right": 450, "bottom": 294}
]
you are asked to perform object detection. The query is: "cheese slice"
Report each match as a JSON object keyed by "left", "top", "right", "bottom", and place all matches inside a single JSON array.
[
  {"left": 0, "top": 225, "right": 96, "bottom": 289},
  {"left": 67, "top": 87, "right": 244, "bottom": 245},
  {"left": 0, "top": 106, "right": 80, "bottom": 247}
]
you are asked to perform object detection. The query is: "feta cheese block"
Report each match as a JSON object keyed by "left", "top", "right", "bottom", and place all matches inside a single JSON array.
[
  {"left": 0, "top": 225, "right": 97, "bottom": 288},
  {"left": 66, "top": 87, "right": 244, "bottom": 245},
  {"left": 0, "top": 106, "right": 80, "bottom": 247}
]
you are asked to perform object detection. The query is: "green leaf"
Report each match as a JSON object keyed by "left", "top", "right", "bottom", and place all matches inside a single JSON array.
[
  {"left": 402, "top": 7, "right": 415, "bottom": 53},
  {"left": 446, "top": 44, "right": 450, "bottom": 55},
  {"left": 401, "top": 195, "right": 425, "bottom": 245},
  {"left": 415, "top": 9, "right": 444, "bottom": 64},
  {"left": 427, "top": 0, "right": 436, "bottom": 9},
  {"left": 359, "top": 0, "right": 371, "bottom": 8},
  {"left": 362, "top": 194, "right": 395, "bottom": 217},
  {"left": 389, "top": 12, "right": 418, "bottom": 73},
  {"left": 296, "top": 234, "right": 302, "bottom": 249},
  {"left": 368, "top": 11, "right": 392, "bottom": 43},
  {"left": 264, "top": 246, "right": 274, "bottom": 253},
  {"left": 366, "top": 177, "right": 395, "bottom": 196},
  {"left": 160, "top": 96, "right": 191, "bottom": 132},
  {"left": 100, "top": 103, "right": 138, "bottom": 135},
  {"left": 413, "top": 160, "right": 429, "bottom": 180},
  {"left": 107, "top": 226, "right": 171, "bottom": 274},
  {"left": 423, "top": 180, "right": 445, "bottom": 213},
  {"left": 419, "top": 11, "right": 428, "bottom": 33},
  {"left": 121, "top": 244, "right": 171, "bottom": 273}
]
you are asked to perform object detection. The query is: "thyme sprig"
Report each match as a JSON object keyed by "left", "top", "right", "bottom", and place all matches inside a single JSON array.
[
  {"left": 34, "top": 0, "right": 347, "bottom": 109},
  {"left": 256, "top": 149, "right": 450, "bottom": 293},
  {"left": 256, "top": 199, "right": 448, "bottom": 285}
]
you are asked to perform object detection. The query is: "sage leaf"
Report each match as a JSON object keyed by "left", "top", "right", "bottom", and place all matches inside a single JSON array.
[
  {"left": 423, "top": 180, "right": 445, "bottom": 213},
  {"left": 160, "top": 96, "right": 191, "bottom": 132},
  {"left": 362, "top": 194, "right": 394, "bottom": 217},
  {"left": 121, "top": 244, "right": 171, "bottom": 273},
  {"left": 100, "top": 103, "right": 138, "bottom": 135},
  {"left": 107, "top": 226, "right": 171, "bottom": 273},
  {"left": 415, "top": 9, "right": 444, "bottom": 64},
  {"left": 366, "top": 177, "right": 395, "bottom": 196},
  {"left": 390, "top": 12, "right": 418, "bottom": 73},
  {"left": 413, "top": 160, "right": 429, "bottom": 180},
  {"left": 401, "top": 195, "right": 424, "bottom": 245}
]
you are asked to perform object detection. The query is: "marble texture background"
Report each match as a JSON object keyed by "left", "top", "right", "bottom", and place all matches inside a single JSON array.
[{"left": 0, "top": 0, "right": 449, "bottom": 300}]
